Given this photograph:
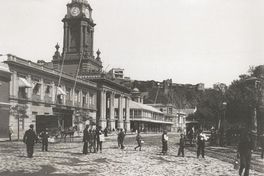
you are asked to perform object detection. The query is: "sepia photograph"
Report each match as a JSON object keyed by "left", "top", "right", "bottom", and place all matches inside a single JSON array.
[{"left": 0, "top": 0, "right": 263, "bottom": 175}]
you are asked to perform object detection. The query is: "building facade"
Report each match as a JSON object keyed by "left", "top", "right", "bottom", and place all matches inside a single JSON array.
[
  {"left": 5, "top": 54, "right": 97, "bottom": 139},
  {"left": 147, "top": 104, "right": 187, "bottom": 132},
  {"left": 108, "top": 68, "right": 125, "bottom": 79},
  {"left": 0, "top": 62, "right": 11, "bottom": 139},
  {"left": 130, "top": 90, "right": 173, "bottom": 132},
  {"left": 130, "top": 101, "right": 173, "bottom": 132},
  {"left": 52, "top": 0, "right": 132, "bottom": 131}
]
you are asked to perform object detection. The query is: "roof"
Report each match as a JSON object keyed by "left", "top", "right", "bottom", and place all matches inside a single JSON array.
[
  {"left": 5, "top": 54, "right": 97, "bottom": 89},
  {"left": 176, "top": 108, "right": 196, "bottom": 115},
  {"left": 131, "top": 118, "right": 173, "bottom": 125},
  {"left": 130, "top": 101, "right": 163, "bottom": 114},
  {"left": 0, "top": 62, "right": 10, "bottom": 73}
]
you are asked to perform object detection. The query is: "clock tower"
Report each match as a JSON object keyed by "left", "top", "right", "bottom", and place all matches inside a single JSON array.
[{"left": 53, "top": 0, "right": 102, "bottom": 76}]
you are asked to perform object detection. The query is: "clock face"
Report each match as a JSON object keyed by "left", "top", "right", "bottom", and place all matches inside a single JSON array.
[{"left": 70, "top": 7, "right": 80, "bottom": 17}]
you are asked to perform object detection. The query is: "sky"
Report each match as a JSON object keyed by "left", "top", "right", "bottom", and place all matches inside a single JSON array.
[{"left": 0, "top": 0, "right": 264, "bottom": 87}]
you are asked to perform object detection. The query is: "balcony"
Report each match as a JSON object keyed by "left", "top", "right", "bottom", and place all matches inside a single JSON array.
[
  {"left": 44, "top": 95, "right": 52, "bottom": 104},
  {"left": 32, "top": 94, "right": 41, "bottom": 102},
  {"left": 56, "top": 98, "right": 63, "bottom": 105},
  {"left": 74, "top": 102, "right": 81, "bottom": 108},
  {"left": 89, "top": 104, "right": 96, "bottom": 110},
  {"left": 82, "top": 103, "right": 88, "bottom": 108},
  {"left": 66, "top": 100, "right": 73, "bottom": 106}
]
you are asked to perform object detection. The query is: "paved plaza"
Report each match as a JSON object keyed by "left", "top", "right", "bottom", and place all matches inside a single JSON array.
[{"left": 0, "top": 134, "right": 263, "bottom": 176}]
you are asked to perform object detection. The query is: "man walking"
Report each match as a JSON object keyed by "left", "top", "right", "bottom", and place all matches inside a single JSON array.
[
  {"left": 89, "top": 129, "right": 96, "bottom": 153},
  {"left": 118, "top": 129, "right": 125, "bottom": 149},
  {"left": 162, "top": 130, "right": 168, "bottom": 155},
  {"left": 178, "top": 134, "right": 185, "bottom": 157},
  {"left": 40, "top": 128, "right": 49, "bottom": 152},
  {"left": 134, "top": 131, "right": 142, "bottom": 151},
  {"left": 96, "top": 126, "right": 103, "bottom": 153},
  {"left": 197, "top": 132, "right": 205, "bottom": 158},
  {"left": 237, "top": 129, "right": 253, "bottom": 176},
  {"left": 23, "top": 124, "right": 37, "bottom": 158},
  {"left": 83, "top": 125, "right": 89, "bottom": 154}
]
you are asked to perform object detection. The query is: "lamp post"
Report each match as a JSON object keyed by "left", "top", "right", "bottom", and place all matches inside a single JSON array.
[{"left": 219, "top": 102, "right": 227, "bottom": 146}]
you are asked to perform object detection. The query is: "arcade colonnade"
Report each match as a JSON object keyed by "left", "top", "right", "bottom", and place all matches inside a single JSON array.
[{"left": 98, "top": 89, "right": 130, "bottom": 131}]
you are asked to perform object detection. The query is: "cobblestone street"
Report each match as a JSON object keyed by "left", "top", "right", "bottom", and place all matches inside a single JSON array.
[{"left": 0, "top": 134, "right": 263, "bottom": 176}]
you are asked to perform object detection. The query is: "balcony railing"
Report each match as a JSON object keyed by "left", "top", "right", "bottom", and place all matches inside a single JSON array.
[
  {"left": 44, "top": 95, "right": 52, "bottom": 104},
  {"left": 32, "top": 94, "right": 41, "bottom": 102},
  {"left": 82, "top": 103, "right": 88, "bottom": 108},
  {"left": 74, "top": 102, "right": 81, "bottom": 107},
  {"left": 66, "top": 100, "right": 73, "bottom": 106}
]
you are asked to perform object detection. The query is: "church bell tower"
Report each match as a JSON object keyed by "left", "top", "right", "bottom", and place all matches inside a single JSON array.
[{"left": 53, "top": 0, "right": 102, "bottom": 76}]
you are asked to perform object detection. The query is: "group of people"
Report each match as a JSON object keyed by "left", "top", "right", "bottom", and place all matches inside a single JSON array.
[
  {"left": 21, "top": 124, "right": 263, "bottom": 176},
  {"left": 23, "top": 124, "right": 49, "bottom": 158},
  {"left": 162, "top": 129, "right": 260, "bottom": 176},
  {"left": 82, "top": 125, "right": 104, "bottom": 154},
  {"left": 161, "top": 130, "right": 205, "bottom": 159}
]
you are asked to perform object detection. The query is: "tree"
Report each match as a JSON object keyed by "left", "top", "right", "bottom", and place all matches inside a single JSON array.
[
  {"left": 195, "top": 89, "right": 224, "bottom": 130},
  {"left": 225, "top": 73, "right": 258, "bottom": 128},
  {"left": 10, "top": 104, "right": 28, "bottom": 139},
  {"left": 226, "top": 65, "right": 264, "bottom": 135}
]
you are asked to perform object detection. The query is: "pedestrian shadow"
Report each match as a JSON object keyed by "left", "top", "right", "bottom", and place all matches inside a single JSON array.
[
  {"left": 150, "top": 156, "right": 174, "bottom": 163},
  {"left": 93, "top": 158, "right": 109, "bottom": 163},
  {"left": 17, "top": 155, "right": 27, "bottom": 158}
]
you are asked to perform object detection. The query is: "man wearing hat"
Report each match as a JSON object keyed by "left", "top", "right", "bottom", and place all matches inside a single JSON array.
[{"left": 23, "top": 124, "right": 38, "bottom": 158}]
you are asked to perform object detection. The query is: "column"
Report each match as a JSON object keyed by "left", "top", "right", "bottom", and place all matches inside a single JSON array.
[
  {"left": 51, "top": 82, "right": 55, "bottom": 103},
  {"left": 117, "top": 95, "right": 124, "bottom": 129},
  {"left": 40, "top": 78, "right": 44, "bottom": 102},
  {"left": 109, "top": 92, "right": 115, "bottom": 130},
  {"left": 63, "top": 22, "right": 69, "bottom": 52},
  {"left": 79, "top": 90, "right": 83, "bottom": 107},
  {"left": 91, "top": 28, "right": 94, "bottom": 55},
  {"left": 125, "top": 97, "right": 130, "bottom": 132},
  {"left": 27, "top": 75, "right": 32, "bottom": 99},
  {"left": 12, "top": 71, "right": 17, "bottom": 98},
  {"left": 71, "top": 88, "right": 75, "bottom": 106},
  {"left": 80, "top": 24, "right": 83, "bottom": 52},
  {"left": 99, "top": 90, "right": 106, "bottom": 129},
  {"left": 62, "top": 85, "right": 66, "bottom": 105}
]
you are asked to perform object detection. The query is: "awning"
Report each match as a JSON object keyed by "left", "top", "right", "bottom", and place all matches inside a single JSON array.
[
  {"left": 131, "top": 118, "right": 174, "bottom": 125},
  {"left": 18, "top": 77, "right": 32, "bottom": 88},
  {"left": 185, "top": 120, "right": 198, "bottom": 124},
  {"left": 0, "top": 102, "right": 11, "bottom": 106},
  {"left": 57, "top": 87, "right": 66, "bottom": 95}
]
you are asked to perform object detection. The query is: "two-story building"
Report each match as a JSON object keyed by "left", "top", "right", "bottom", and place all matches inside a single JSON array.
[
  {"left": 130, "top": 89, "right": 173, "bottom": 132},
  {"left": 5, "top": 54, "right": 97, "bottom": 139},
  {"left": 0, "top": 61, "right": 11, "bottom": 139}
]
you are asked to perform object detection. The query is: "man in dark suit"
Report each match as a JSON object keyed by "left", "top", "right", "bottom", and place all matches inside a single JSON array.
[
  {"left": 162, "top": 130, "right": 168, "bottom": 155},
  {"left": 83, "top": 125, "right": 89, "bottom": 154},
  {"left": 237, "top": 129, "right": 253, "bottom": 176},
  {"left": 118, "top": 129, "right": 125, "bottom": 149},
  {"left": 23, "top": 124, "right": 38, "bottom": 158},
  {"left": 178, "top": 134, "right": 185, "bottom": 157}
]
